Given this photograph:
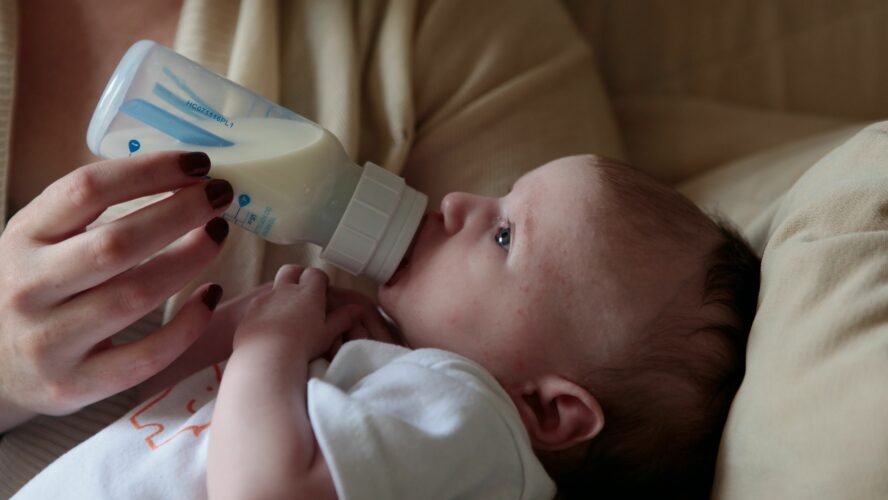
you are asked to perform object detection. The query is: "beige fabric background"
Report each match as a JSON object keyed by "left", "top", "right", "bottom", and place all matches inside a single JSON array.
[
  {"left": 567, "top": 0, "right": 888, "bottom": 118},
  {"left": 3, "top": 0, "right": 888, "bottom": 498},
  {"left": 563, "top": 0, "right": 888, "bottom": 181}
]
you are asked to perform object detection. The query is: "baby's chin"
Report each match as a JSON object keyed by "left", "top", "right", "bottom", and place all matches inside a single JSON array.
[
  {"left": 376, "top": 283, "right": 395, "bottom": 314},
  {"left": 374, "top": 291, "right": 425, "bottom": 349},
  {"left": 375, "top": 288, "right": 403, "bottom": 329}
]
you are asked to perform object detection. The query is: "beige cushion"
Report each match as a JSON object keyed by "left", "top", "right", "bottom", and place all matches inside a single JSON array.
[
  {"left": 681, "top": 121, "right": 888, "bottom": 500},
  {"left": 678, "top": 125, "right": 864, "bottom": 252}
]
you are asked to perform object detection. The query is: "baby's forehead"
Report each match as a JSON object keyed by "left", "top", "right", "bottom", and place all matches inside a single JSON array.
[
  {"left": 525, "top": 156, "right": 647, "bottom": 204},
  {"left": 518, "top": 158, "right": 653, "bottom": 236},
  {"left": 524, "top": 156, "right": 603, "bottom": 190},
  {"left": 518, "top": 156, "right": 717, "bottom": 312},
  {"left": 517, "top": 159, "right": 605, "bottom": 216}
]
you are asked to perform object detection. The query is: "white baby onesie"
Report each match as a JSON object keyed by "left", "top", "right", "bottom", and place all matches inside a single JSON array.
[{"left": 13, "top": 340, "right": 555, "bottom": 499}]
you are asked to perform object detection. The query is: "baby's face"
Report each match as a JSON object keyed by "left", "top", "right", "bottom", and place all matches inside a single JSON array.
[{"left": 377, "top": 156, "right": 690, "bottom": 387}]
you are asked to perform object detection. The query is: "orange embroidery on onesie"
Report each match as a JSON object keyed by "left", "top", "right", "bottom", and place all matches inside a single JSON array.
[{"left": 129, "top": 363, "right": 223, "bottom": 450}]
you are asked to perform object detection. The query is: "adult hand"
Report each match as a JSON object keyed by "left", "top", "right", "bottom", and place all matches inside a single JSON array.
[
  {"left": 136, "top": 281, "right": 274, "bottom": 400},
  {"left": 0, "top": 151, "right": 233, "bottom": 431}
]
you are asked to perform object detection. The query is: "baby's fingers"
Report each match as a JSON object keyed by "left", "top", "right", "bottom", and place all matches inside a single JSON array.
[
  {"left": 362, "top": 311, "right": 402, "bottom": 345},
  {"left": 325, "top": 305, "right": 364, "bottom": 338},
  {"left": 78, "top": 284, "right": 223, "bottom": 397},
  {"left": 274, "top": 265, "right": 329, "bottom": 301},
  {"left": 273, "top": 264, "right": 304, "bottom": 288},
  {"left": 299, "top": 267, "right": 329, "bottom": 292}
]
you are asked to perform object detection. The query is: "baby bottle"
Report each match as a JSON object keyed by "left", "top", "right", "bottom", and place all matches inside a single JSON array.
[{"left": 87, "top": 40, "right": 427, "bottom": 284}]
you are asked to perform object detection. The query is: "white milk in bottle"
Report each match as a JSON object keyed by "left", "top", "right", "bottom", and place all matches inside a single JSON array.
[{"left": 100, "top": 117, "right": 363, "bottom": 246}]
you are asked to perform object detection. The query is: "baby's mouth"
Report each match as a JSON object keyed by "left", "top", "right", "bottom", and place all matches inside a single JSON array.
[{"left": 384, "top": 213, "right": 430, "bottom": 287}]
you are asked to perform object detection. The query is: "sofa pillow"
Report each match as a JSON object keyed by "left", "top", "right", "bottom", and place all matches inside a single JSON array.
[
  {"left": 678, "top": 125, "right": 863, "bottom": 252},
  {"left": 690, "top": 121, "right": 888, "bottom": 500}
]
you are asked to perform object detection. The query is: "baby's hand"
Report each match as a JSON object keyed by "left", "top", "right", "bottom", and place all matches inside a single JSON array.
[
  {"left": 233, "top": 266, "right": 361, "bottom": 361},
  {"left": 324, "top": 286, "right": 403, "bottom": 359}
]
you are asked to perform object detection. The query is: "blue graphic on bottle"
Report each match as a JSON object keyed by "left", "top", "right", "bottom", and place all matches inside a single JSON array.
[
  {"left": 116, "top": 66, "right": 235, "bottom": 149},
  {"left": 128, "top": 139, "right": 141, "bottom": 156},
  {"left": 223, "top": 192, "right": 276, "bottom": 238}
]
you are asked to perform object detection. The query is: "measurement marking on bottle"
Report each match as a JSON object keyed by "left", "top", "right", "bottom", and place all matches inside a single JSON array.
[
  {"left": 223, "top": 210, "right": 260, "bottom": 233},
  {"left": 222, "top": 194, "right": 263, "bottom": 234}
]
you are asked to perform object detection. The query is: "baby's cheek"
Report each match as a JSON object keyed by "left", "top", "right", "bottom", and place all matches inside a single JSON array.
[
  {"left": 512, "top": 300, "right": 531, "bottom": 322},
  {"left": 443, "top": 307, "right": 464, "bottom": 329},
  {"left": 439, "top": 294, "right": 482, "bottom": 335}
]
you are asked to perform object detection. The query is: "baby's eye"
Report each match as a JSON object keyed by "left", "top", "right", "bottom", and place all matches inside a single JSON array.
[{"left": 494, "top": 225, "right": 511, "bottom": 251}]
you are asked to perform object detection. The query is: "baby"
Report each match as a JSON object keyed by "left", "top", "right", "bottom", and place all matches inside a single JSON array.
[
  {"left": 13, "top": 155, "right": 760, "bottom": 500},
  {"left": 209, "top": 154, "right": 760, "bottom": 499}
]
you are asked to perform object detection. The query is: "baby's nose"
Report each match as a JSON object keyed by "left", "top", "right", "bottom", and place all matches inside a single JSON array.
[{"left": 440, "top": 192, "right": 472, "bottom": 234}]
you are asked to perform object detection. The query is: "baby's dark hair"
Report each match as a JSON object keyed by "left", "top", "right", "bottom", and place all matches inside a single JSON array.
[{"left": 552, "top": 159, "right": 761, "bottom": 499}]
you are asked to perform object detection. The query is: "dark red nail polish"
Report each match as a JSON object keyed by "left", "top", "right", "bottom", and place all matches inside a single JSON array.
[
  {"left": 202, "top": 284, "right": 223, "bottom": 311},
  {"left": 180, "top": 152, "right": 211, "bottom": 177},
  {"left": 205, "top": 179, "right": 233, "bottom": 209},
  {"left": 204, "top": 217, "right": 229, "bottom": 245}
]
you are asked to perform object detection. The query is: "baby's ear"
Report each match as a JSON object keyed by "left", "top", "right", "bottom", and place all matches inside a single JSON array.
[{"left": 510, "top": 375, "right": 604, "bottom": 451}]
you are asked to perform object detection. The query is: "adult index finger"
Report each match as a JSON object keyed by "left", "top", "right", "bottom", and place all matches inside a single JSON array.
[{"left": 22, "top": 151, "right": 211, "bottom": 242}]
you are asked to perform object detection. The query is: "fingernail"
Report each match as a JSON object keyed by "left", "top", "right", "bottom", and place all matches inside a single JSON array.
[
  {"left": 204, "top": 217, "right": 229, "bottom": 245},
  {"left": 180, "top": 152, "right": 211, "bottom": 177},
  {"left": 205, "top": 179, "right": 233, "bottom": 209},
  {"left": 202, "top": 284, "right": 223, "bottom": 311}
]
